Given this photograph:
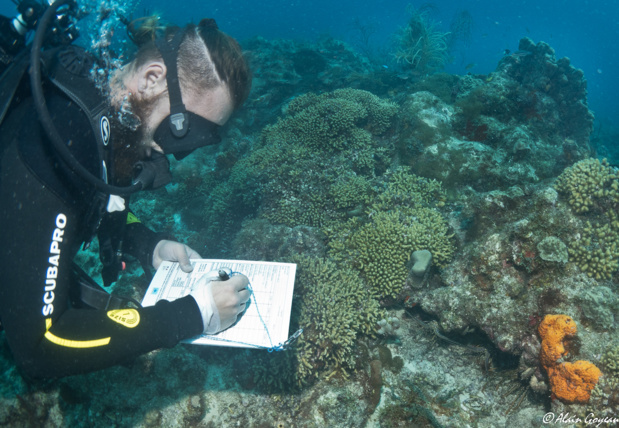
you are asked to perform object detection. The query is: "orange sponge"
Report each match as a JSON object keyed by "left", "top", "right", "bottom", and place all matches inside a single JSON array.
[
  {"left": 538, "top": 314, "right": 602, "bottom": 404},
  {"left": 538, "top": 314, "right": 577, "bottom": 367},
  {"left": 548, "top": 361, "right": 603, "bottom": 404}
]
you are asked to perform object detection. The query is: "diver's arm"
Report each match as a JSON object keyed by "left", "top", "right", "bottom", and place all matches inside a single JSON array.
[
  {"left": 0, "top": 143, "right": 203, "bottom": 379},
  {"left": 122, "top": 215, "right": 168, "bottom": 276},
  {"left": 124, "top": 214, "right": 201, "bottom": 273}
]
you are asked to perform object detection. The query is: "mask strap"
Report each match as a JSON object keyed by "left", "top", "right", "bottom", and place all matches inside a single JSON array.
[{"left": 155, "top": 29, "right": 189, "bottom": 138}]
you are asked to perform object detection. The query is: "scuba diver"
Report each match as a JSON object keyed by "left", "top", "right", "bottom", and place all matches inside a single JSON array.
[{"left": 0, "top": 0, "right": 252, "bottom": 378}]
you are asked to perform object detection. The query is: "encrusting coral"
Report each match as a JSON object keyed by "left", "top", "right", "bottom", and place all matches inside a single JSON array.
[{"left": 538, "top": 314, "right": 602, "bottom": 404}]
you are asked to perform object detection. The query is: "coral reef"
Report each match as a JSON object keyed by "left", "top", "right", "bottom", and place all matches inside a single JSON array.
[
  {"left": 497, "top": 38, "right": 594, "bottom": 145},
  {"left": 215, "top": 88, "right": 397, "bottom": 235},
  {"left": 587, "top": 375, "right": 619, "bottom": 425},
  {"left": 256, "top": 89, "right": 397, "bottom": 179},
  {"left": 398, "top": 38, "right": 594, "bottom": 191},
  {"left": 292, "top": 257, "right": 384, "bottom": 384},
  {"left": 328, "top": 208, "right": 452, "bottom": 299},
  {"left": 568, "top": 218, "right": 619, "bottom": 280},
  {"left": 2, "top": 24, "right": 614, "bottom": 427}
]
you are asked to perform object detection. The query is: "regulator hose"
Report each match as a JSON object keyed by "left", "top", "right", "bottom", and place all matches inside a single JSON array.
[{"left": 29, "top": 0, "right": 144, "bottom": 195}]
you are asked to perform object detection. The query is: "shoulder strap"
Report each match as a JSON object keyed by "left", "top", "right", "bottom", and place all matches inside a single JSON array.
[
  {"left": 0, "top": 49, "right": 30, "bottom": 127},
  {"left": 43, "top": 45, "right": 113, "bottom": 183}
]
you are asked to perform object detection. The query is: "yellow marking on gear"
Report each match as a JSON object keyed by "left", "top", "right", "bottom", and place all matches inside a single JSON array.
[
  {"left": 126, "top": 212, "right": 141, "bottom": 225},
  {"left": 44, "top": 318, "right": 110, "bottom": 348},
  {"left": 107, "top": 309, "right": 140, "bottom": 328}
]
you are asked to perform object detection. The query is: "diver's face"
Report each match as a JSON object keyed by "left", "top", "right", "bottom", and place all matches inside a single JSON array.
[
  {"left": 113, "top": 58, "right": 234, "bottom": 156},
  {"left": 133, "top": 86, "right": 233, "bottom": 158},
  {"left": 126, "top": 90, "right": 165, "bottom": 155},
  {"left": 140, "top": 84, "right": 234, "bottom": 158}
]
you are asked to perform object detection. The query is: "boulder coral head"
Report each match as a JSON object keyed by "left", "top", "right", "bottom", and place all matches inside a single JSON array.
[{"left": 538, "top": 314, "right": 602, "bottom": 404}]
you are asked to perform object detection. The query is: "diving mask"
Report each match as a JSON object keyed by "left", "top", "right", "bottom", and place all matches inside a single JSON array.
[{"left": 154, "top": 27, "right": 222, "bottom": 160}]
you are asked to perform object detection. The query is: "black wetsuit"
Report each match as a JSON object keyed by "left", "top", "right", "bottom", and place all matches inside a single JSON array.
[{"left": 0, "top": 46, "right": 202, "bottom": 379}]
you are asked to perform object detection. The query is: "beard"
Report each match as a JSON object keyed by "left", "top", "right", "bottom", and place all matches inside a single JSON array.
[{"left": 110, "top": 92, "right": 162, "bottom": 186}]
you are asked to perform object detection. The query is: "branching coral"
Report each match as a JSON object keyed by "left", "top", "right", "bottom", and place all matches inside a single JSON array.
[
  {"left": 601, "top": 345, "right": 619, "bottom": 377},
  {"left": 327, "top": 168, "right": 454, "bottom": 298},
  {"left": 200, "top": 88, "right": 398, "bottom": 235},
  {"left": 555, "top": 158, "right": 619, "bottom": 214},
  {"left": 245, "top": 88, "right": 397, "bottom": 228},
  {"left": 277, "top": 88, "right": 399, "bottom": 149},
  {"left": 568, "top": 218, "right": 619, "bottom": 280},
  {"left": 329, "top": 174, "right": 375, "bottom": 212},
  {"left": 555, "top": 158, "right": 619, "bottom": 279},
  {"left": 330, "top": 211, "right": 414, "bottom": 298},
  {"left": 294, "top": 257, "right": 383, "bottom": 382},
  {"left": 252, "top": 256, "right": 384, "bottom": 389},
  {"left": 372, "top": 167, "right": 447, "bottom": 210},
  {"left": 588, "top": 345, "right": 619, "bottom": 420},
  {"left": 588, "top": 376, "right": 619, "bottom": 423}
]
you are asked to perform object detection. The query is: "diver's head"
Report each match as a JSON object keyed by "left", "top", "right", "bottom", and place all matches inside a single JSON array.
[{"left": 110, "top": 18, "right": 251, "bottom": 158}]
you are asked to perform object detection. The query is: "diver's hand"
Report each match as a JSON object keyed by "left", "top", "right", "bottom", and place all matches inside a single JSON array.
[
  {"left": 152, "top": 240, "right": 201, "bottom": 272},
  {"left": 189, "top": 273, "right": 251, "bottom": 334}
]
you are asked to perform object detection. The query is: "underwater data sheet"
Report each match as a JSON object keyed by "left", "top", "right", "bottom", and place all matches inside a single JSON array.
[{"left": 142, "top": 259, "right": 297, "bottom": 349}]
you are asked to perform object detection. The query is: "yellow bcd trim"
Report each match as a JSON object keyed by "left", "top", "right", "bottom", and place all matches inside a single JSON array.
[
  {"left": 126, "top": 212, "right": 141, "bottom": 225},
  {"left": 107, "top": 309, "right": 140, "bottom": 328},
  {"left": 44, "top": 318, "right": 111, "bottom": 348}
]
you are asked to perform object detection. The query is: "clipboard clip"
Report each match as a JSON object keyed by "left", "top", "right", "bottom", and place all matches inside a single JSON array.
[{"left": 270, "top": 328, "right": 304, "bottom": 352}]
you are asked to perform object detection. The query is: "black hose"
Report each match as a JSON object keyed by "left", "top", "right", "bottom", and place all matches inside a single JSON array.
[{"left": 29, "top": 0, "right": 143, "bottom": 196}]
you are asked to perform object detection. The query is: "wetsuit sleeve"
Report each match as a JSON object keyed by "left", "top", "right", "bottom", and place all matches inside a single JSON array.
[{"left": 0, "top": 142, "right": 203, "bottom": 379}]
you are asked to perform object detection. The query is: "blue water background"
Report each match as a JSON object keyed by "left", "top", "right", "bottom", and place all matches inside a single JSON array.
[
  {"left": 2, "top": 0, "right": 617, "bottom": 122},
  {"left": 159, "top": 0, "right": 619, "bottom": 124}
]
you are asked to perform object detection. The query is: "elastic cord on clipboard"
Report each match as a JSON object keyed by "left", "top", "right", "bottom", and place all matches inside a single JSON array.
[
  {"left": 208, "top": 271, "right": 302, "bottom": 352},
  {"left": 202, "top": 328, "right": 303, "bottom": 351}
]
